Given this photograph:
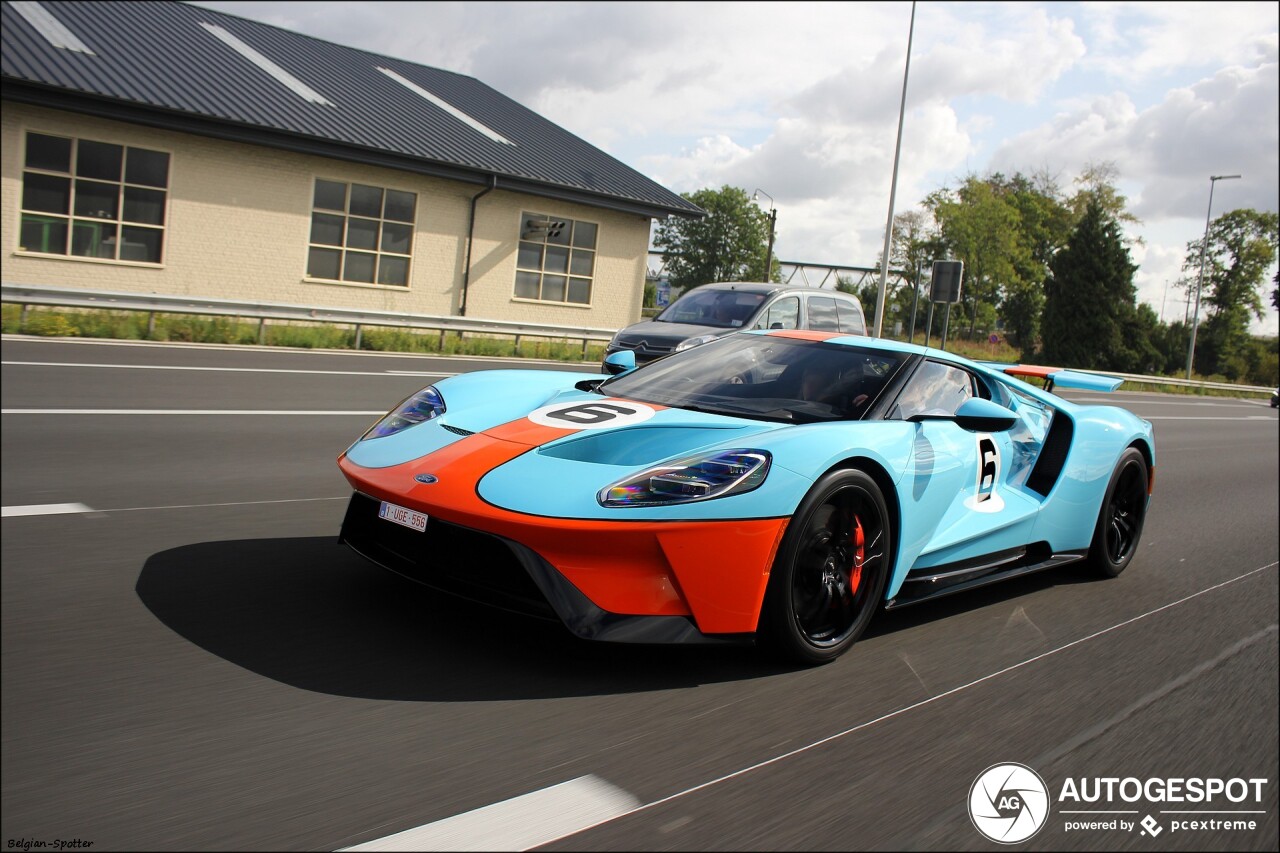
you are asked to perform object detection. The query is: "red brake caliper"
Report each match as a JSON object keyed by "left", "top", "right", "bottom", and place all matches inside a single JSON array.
[{"left": 849, "top": 515, "right": 865, "bottom": 595}]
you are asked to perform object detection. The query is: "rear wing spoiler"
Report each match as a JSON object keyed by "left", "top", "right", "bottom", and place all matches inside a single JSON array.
[{"left": 981, "top": 363, "right": 1124, "bottom": 393}]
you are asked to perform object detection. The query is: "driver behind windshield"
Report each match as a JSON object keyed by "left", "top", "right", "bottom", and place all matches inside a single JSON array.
[{"left": 797, "top": 357, "right": 875, "bottom": 416}]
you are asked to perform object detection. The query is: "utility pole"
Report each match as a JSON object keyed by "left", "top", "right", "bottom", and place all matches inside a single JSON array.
[{"left": 873, "top": 0, "right": 916, "bottom": 337}]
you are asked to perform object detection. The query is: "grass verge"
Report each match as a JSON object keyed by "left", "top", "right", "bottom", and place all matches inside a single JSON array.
[{"left": 1, "top": 304, "right": 606, "bottom": 363}]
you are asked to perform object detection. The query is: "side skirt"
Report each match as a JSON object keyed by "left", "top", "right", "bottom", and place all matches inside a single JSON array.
[{"left": 885, "top": 545, "right": 1087, "bottom": 610}]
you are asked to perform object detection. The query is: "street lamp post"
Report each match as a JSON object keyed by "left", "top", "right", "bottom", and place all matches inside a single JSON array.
[
  {"left": 752, "top": 189, "right": 777, "bottom": 282},
  {"left": 873, "top": 0, "right": 916, "bottom": 338},
  {"left": 1185, "top": 174, "right": 1241, "bottom": 379}
]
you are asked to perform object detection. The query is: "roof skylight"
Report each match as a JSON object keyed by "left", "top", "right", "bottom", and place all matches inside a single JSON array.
[
  {"left": 377, "top": 67, "right": 513, "bottom": 146},
  {"left": 200, "top": 22, "right": 332, "bottom": 106},
  {"left": 10, "top": 1, "right": 94, "bottom": 54}
]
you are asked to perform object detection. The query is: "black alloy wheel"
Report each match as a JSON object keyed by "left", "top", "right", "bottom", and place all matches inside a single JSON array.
[
  {"left": 1085, "top": 447, "right": 1149, "bottom": 578},
  {"left": 761, "top": 468, "right": 892, "bottom": 664}
]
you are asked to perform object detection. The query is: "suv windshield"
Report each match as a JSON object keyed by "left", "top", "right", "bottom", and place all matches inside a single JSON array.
[
  {"left": 601, "top": 334, "right": 908, "bottom": 423},
  {"left": 654, "top": 289, "right": 767, "bottom": 329}
]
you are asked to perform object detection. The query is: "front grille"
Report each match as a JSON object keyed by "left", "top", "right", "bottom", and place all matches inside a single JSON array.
[
  {"left": 339, "top": 493, "right": 555, "bottom": 619},
  {"left": 616, "top": 339, "right": 675, "bottom": 358}
]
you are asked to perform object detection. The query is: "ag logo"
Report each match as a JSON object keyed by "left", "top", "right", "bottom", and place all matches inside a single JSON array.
[
  {"left": 969, "top": 763, "right": 1049, "bottom": 844},
  {"left": 527, "top": 399, "right": 656, "bottom": 430}
]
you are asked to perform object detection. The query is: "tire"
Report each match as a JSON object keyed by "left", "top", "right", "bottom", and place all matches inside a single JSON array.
[
  {"left": 760, "top": 468, "right": 893, "bottom": 664},
  {"left": 1084, "top": 447, "right": 1149, "bottom": 578}
]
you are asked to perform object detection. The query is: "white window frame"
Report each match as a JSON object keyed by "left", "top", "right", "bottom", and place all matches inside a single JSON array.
[
  {"left": 513, "top": 211, "right": 597, "bottom": 306},
  {"left": 17, "top": 129, "right": 170, "bottom": 265},
  {"left": 305, "top": 177, "right": 417, "bottom": 288}
]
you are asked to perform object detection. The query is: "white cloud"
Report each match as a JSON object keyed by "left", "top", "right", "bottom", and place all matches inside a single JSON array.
[{"left": 1080, "top": 1, "right": 1279, "bottom": 78}]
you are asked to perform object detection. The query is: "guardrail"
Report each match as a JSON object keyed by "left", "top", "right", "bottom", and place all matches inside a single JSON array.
[
  {"left": 1, "top": 283, "right": 616, "bottom": 358},
  {"left": 3, "top": 282, "right": 1273, "bottom": 395},
  {"left": 1071, "top": 368, "right": 1272, "bottom": 395}
]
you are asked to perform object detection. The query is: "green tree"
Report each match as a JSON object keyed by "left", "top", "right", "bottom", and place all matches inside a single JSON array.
[
  {"left": 882, "top": 210, "right": 947, "bottom": 338},
  {"left": 924, "top": 177, "right": 1023, "bottom": 341},
  {"left": 1066, "top": 161, "right": 1143, "bottom": 244},
  {"left": 989, "top": 172, "right": 1072, "bottom": 356},
  {"left": 1188, "top": 208, "right": 1280, "bottom": 379},
  {"left": 653, "top": 186, "right": 774, "bottom": 290},
  {"left": 1040, "top": 198, "right": 1139, "bottom": 370}
]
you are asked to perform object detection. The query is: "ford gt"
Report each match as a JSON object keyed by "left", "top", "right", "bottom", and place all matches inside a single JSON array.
[{"left": 337, "top": 330, "right": 1155, "bottom": 664}]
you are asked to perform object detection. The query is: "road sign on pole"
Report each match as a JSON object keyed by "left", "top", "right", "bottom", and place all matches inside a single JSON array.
[{"left": 930, "top": 260, "right": 964, "bottom": 304}]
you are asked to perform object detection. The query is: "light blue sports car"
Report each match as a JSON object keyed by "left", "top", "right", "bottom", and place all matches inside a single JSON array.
[{"left": 338, "top": 329, "right": 1155, "bottom": 664}]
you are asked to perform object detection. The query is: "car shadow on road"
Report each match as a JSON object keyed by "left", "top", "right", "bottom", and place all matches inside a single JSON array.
[
  {"left": 137, "top": 536, "right": 1104, "bottom": 702},
  {"left": 136, "top": 536, "right": 793, "bottom": 701}
]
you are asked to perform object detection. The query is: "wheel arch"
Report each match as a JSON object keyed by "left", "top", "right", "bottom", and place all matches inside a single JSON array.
[
  {"left": 818, "top": 455, "right": 901, "bottom": 598},
  {"left": 1128, "top": 437, "right": 1155, "bottom": 495}
]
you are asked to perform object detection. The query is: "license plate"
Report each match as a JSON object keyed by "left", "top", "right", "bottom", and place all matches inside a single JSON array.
[{"left": 378, "top": 500, "right": 428, "bottom": 533}]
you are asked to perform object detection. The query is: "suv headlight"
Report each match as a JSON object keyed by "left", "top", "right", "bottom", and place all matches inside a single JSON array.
[
  {"left": 363, "top": 386, "right": 446, "bottom": 439},
  {"left": 599, "top": 449, "right": 771, "bottom": 507},
  {"left": 675, "top": 334, "right": 719, "bottom": 352}
]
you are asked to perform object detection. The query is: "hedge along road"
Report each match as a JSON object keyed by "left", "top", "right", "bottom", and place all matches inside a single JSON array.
[{"left": 1, "top": 335, "right": 1276, "bottom": 852}]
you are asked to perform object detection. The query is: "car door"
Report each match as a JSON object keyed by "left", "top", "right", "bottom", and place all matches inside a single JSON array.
[{"left": 891, "top": 359, "right": 1042, "bottom": 569}]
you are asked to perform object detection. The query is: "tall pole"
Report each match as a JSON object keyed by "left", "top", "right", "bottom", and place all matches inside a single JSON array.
[
  {"left": 765, "top": 208, "right": 777, "bottom": 282},
  {"left": 1185, "top": 174, "right": 1241, "bottom": 379},
  {"left": 752, "top": 189, "right": 776, "bottom": 282},
  {"left": 907, "top": 259, "right": 921, "bottom": 343},
  {"left": 873, "top": 0, "right": 916, "bottom": 338}
]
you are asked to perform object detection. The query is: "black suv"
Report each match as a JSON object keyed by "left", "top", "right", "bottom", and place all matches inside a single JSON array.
[{"left": 604, "top": 283, "right": 867, "bottom": 366}]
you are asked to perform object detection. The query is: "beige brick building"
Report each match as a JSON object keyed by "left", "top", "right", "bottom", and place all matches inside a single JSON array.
[{"left": 1, "top": 1, "right": 702, "bottom": 331}]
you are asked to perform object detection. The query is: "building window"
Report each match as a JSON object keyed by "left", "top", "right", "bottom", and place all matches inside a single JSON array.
[
  {"left": 19, "top": 131, "right": 170, "bottom": 263},
  {"left": 514, "top": 211, "right": 596, "bottom": 304},
  {"left": 307, "top": 178, "right": 416, "bottom": 286}
]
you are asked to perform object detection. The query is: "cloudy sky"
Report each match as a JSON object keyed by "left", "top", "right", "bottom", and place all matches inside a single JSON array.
[{"left": 194, "top": 1, "right": 1280, "bottom": 334}]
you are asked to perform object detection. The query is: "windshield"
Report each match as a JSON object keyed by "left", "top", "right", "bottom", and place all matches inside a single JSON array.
[
  {"left": 600, "top": 334, "right": 909, "bottom": 423},
  {"left": 654, "top": 288, "right": 767, "bottom": 329}
]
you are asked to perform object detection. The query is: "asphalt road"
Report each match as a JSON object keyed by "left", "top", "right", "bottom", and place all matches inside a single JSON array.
[{"left": 2, "top": 335, "right": 1277, "bottom": 852}]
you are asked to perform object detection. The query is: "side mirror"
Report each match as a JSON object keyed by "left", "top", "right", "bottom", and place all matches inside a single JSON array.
[
  {"left": 952, "top": 397, "right": 1018, "bottom": 432},
  {"left": 603, "top": 350, "right": 636, "bottom": 376}
]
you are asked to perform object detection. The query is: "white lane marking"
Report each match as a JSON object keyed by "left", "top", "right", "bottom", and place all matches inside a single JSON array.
[
  {"left": 1, "top": 360, "right": 455, "bottom": 378},
  {"left": 102, "top": 497, "right": 350, "bottom": 513},
  {"left": 1, "top": 497, "right": 348, "bottom": 516},
  {"left": 1, "top": 409, "right": 384, "bottom": 415},
  {"left": 337, "top": 775, "right": 641, "bottom": 852},
  {"left": 1144, "top": 415, "right": 1275, "bottom": 421},
  {"left": 531, "top": 562, "right": 1279, "bottom": 848},
  {"left": 1, "top": 503, "right": 95, "bottom": 517},
  {"left": 383, "top": 370, "right": 490, "bottom": 376},
  {"left": 1072, "top": 397, "right": 1265, "bottom": 407}
]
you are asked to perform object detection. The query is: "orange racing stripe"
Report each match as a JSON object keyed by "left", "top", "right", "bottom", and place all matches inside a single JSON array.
[{"left": 338, "top": 409, "right": 786, "bottom": 634}]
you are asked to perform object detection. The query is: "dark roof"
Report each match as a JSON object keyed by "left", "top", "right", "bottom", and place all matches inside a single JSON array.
[{"left": 1, "top": 0, "right": 704, "bottom": 219}]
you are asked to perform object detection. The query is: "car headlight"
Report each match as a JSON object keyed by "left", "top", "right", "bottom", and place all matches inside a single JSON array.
[
  {"left": 363, "top": 386, "right": 446, "bottom": 439},
  {"left": 675, "top": 334, "right": 719, "bottom": 352},
  {"left": 599, "top": 449, "right": 771, "bottom": 507}
]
